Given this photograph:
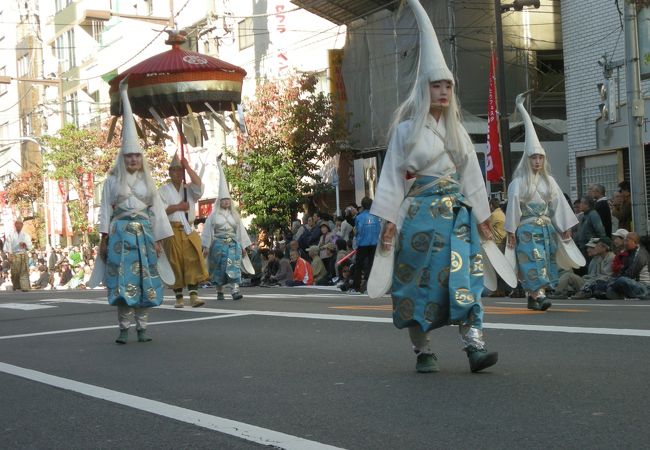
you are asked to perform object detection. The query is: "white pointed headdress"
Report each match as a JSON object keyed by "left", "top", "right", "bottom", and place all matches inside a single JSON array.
[
  {"left": 216, "top": 159, "right": 231, "bottom": 200},
  {"left": 119, "top": 78, "right": 143, "bottom": 155},
  {"left": 516, "top": 91, "right": 545, "bottom": 157},
  {"left": 169, "top": 153, "right": 181, "bottom": 169},
  {"left": 407, "top": 0, "right": 454, "bottom": 84}
]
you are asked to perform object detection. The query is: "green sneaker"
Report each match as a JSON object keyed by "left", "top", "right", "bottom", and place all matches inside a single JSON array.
[
  {"left": 115, "top": 329, "right": 128, "bottom": 345},
  {"left": 217, "top": 292, "right": 225, "bottom": 301},
  {"left": 137, "top": 329, "right": 152, "bottom": 342},
  {"left": 466, "top": 347, "right": 498, "bottom": 373},
  {"left": 232, "top": 291, "right": 243, "bottom": 301},
  {"left": 415, "top": 353, "right": 439, "bottom": 373}
]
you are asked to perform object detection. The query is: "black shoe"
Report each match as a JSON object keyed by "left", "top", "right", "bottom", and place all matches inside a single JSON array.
[
  {"left": 232, "top": 291, "right": 243, "bottom": 301},
  {"left": 539, "top": 296, "right": 552, "bottom": 311},
  {"left": 465, "top": 347, "right": 498, "bottom": 373},
  {"left": 217, "top": 292, "right": 225, "bottom": 301},
  {"left": 527, "top": 296, "right": 541, "bottom": 311}
]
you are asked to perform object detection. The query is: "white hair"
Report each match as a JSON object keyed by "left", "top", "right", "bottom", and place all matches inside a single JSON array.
[
  {"left": 511, "top": 153, "right": 556, "bottom": 202},
  {"left": 388, "top": 77, "right": 470, "bottom": 168},
  {"left": 108, "top": 151, "right": 158, "bottom": 205}
]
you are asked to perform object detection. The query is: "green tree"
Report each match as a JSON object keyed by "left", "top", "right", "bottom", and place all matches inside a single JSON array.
[
  {"left": 224, "top": 73, "right": 348, "bottom": 231},
  {"left": 4, "top": 170, "right": 44, "bottom": 247}
]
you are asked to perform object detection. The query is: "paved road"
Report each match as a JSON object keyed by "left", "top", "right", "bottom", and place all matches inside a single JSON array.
[{"left": 1, "top": 287, "right": 649, "bottom": 449}]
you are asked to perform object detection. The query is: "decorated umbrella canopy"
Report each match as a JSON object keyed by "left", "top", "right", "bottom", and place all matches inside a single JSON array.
[
  {"left": 107, "top": 31, "right": 246, "bottom": 211},
  {"left": 108, "top": 31, "right": 247, "bottom": 121}
]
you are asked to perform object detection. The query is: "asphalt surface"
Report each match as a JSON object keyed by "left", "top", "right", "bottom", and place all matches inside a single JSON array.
[{"left": 1, "top": 287, "right": 649, "bottom": 449}]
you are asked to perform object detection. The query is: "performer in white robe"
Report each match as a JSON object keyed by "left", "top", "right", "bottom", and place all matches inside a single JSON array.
[
  {"left": 5, "top": 217, "right": 32, "bottom": 291},
  {"left": 98, "top": 78, "right": 173, "bottom": 344},
  {"left": 201, "top": 160, "right": 252, "bottom": 301},
  {"left": 505, "top": 92, "right": 579, "bottom": 311},
  {"left": 369, "top": 0, "right": 505, "bottom": 373},
  {"left": 159, "top": 155, "right": 208, "bottom": 308}
]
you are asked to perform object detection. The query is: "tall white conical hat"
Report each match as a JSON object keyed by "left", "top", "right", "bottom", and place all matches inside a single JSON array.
[
  {"left": 169, "top": 153, "right": 181, "bottom": 169},
  {"left": 407, "top": 0, "right": 454, "bottom": 84},
  {"left": 216, "top": 159, "right": 230, "bottom": 200},
  {"left": 515, "top": 91, "right": 545, "bottom": 157},
  {"left": 119, "top": 78, "right": 143, "bottom": 155}
]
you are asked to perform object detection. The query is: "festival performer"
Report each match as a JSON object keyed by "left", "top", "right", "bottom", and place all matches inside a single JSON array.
[
  {"left": 6, "top": 217, "right": 32, "bottom": 291},
  {"left": 504, "top": 92, "right": 579, "bottom": 312},
  {"left": 369, "top": 0, "right": 510, "bottom": 373},
  {"left": 97, "top": 79, "right": 173, "bottom": 344},
  {"left": 159, "top": 155, "right": 209, "bottom": 308},
  {"left": 201, "top": 160, "right": 252, "bottom": 301}
]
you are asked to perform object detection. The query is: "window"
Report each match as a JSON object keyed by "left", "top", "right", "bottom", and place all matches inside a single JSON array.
[
  {"left": 55, "top": 29, "right": 76, "bottom": 72},
  {"left": 238, "top": 17, "right": 253, "bottom": 50},
  {"left": 64, "top": 92, "right": 79, "bottom": 126},
  {"left": 21, "top": 114, "right": 32, "bottom": 136},
  {"left": 17, "top": 55, "right": 29, "bottom": 77},
  {"left": 55, "top": 0, "right": 73, "bottom": 12}
]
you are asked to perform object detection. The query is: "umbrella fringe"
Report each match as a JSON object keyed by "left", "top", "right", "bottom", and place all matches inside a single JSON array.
[
  {"left": 148, "top": 107, "right": 169, "bottom": 131},
  {"left": 106, "top": 116, "right": 118, "bottom": 144}
]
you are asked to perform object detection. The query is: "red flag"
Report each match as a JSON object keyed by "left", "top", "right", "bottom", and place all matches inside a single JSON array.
[{"left": 486, "top": 50, "right": 503, "bottom": 182}]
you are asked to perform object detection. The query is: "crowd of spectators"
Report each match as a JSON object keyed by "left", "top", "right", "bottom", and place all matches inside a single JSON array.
[{"left": 0, "top": 244, "right": 99, "bottom": 291}]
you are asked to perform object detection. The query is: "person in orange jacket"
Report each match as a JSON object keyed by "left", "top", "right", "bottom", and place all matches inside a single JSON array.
[{"left": 286, "top": 249, "right": 313, "bottom": 286}]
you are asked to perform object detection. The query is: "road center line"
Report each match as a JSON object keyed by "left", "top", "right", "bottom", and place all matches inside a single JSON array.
[
  {"left": 3, "top": 305, "right": 650, "bottom": 339},
  {"left": 0, "top": 362, "right": 342, "bottom": 450},
  {"left": 0, "top": 314, "right": 248, "bottom": 340}
]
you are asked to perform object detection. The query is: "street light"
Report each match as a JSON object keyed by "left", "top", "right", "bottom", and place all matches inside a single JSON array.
[{"left": 494, "top": 0, "right": 541, "bottom": 187}]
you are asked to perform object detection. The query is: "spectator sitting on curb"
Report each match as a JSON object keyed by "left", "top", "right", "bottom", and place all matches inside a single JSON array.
[
  {"left": 571, "top": 237, "right": 615, "bottom": 299},
  {"left": 606, "top": 232, "right": 650, "bottom": 299}
]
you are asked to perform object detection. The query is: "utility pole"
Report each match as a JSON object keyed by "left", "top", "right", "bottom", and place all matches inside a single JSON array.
[
  {"left": 624, "top": 1, "right": 647, "bottom": 235},
  {"left": 494, "top": 0, "right": 512, "bottom": 187},
  {"left": 494, "top": 0, "right": 540, "bottom": 188}
]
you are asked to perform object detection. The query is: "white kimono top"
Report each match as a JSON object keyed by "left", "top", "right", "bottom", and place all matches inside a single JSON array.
[
  {"left": 371, "top": 116, "right": 490, "bottom": 225},
  {"left": 504, "top": 175, "right": 578, "bottom": 234},
  {"left": 200, "top": 208, "right": 252, "bottom": 250},
  {"left": 98, "top": 172, "right": 173, "bottom": 241},
  {"left": 5, "top": 230, "right": 32, "bottom": 254},
  {"left": 159, "top": 181, "right": 204, "bottom": 234}
]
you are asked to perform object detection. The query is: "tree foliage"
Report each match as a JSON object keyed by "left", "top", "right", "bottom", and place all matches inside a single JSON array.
[
  {"left": 5, "top": 170, "right": 45, "bottom": 246},
  {"left": 224, "top": 73, "right": 348, "bottom": 231}
]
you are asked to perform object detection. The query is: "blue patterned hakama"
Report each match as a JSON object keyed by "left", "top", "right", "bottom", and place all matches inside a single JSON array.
[
  {"left": 208, "top": 233, "right": 242, "bottom": 286},
  {"left": 105, "top": 210, "right": 164, "bottom": 308},
  {"left": 392, "top": 176, "right": 485, "bottom": 333},
  {"left": 515, "top": 203, "right": 559, "bottom": 292}
]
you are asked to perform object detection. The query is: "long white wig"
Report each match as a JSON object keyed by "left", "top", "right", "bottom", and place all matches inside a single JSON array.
[
  {"left": 511, "top": 153, "right": 556, "bottom": 203},
  {"left": 389, "top": 76, "right": 471, "bottom": 169}
]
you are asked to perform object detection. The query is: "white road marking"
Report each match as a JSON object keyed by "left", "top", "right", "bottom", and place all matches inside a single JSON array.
[
  {"left": 0, "top": 314, "right": 249, "bottom": 340},
  {"left": 0, "top": 303, "right": 57, "bottom": 310},
  {"left": 484, "top": 322, "right": 650, "bottom": 337},
  {"left": 0, "top": 362, "right": 342, "bottom": 450},
  {"left": 496, "top": 301, "right": 650, "bottom": 308}
]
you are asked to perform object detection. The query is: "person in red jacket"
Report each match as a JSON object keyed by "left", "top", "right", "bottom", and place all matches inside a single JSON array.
[{"left": 286, "top": 249, "right": 313, "bottom": 286}]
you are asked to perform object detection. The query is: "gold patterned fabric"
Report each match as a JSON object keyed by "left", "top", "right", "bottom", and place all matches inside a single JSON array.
[{"left": 391, "top": 175, "right": 485, "bottom": 332}]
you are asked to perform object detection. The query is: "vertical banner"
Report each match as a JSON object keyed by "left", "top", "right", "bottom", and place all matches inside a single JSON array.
[
  {"left": 328, "top": 49, "right": 347, "bottom": 116},
  {"left": 486, "top": 50, "right": 503, "bottom": 182}
]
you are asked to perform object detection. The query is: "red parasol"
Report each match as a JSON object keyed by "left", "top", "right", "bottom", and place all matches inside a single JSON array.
[
  {"left": 108, "top": 31, "right": 247, "bottom": 119},
  {"left": 107, "top": 31, "right": 246, "bottom": 211}
]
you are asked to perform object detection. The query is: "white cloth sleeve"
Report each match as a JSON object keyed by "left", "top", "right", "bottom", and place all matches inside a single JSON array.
[
  {"left": 98, "top": 177, "right": 116, "bottom": 235},
  {"left": 370, "top": 124, "right": 409, "bottom": 224},
  {"left": 458, "top": 151, "right": 490, "bottom": 224},
  {"left": 150, "top": 192, "right": 173, "bottom": 241},
  {"left": 549, "top": 178, "right": 579, "bottom": 232},
  {"left": 201, "top": 214, "right": 214, "bottom": 248},
  {"left": 504, "top": 179, "right": 523, "bottom": 234}
]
